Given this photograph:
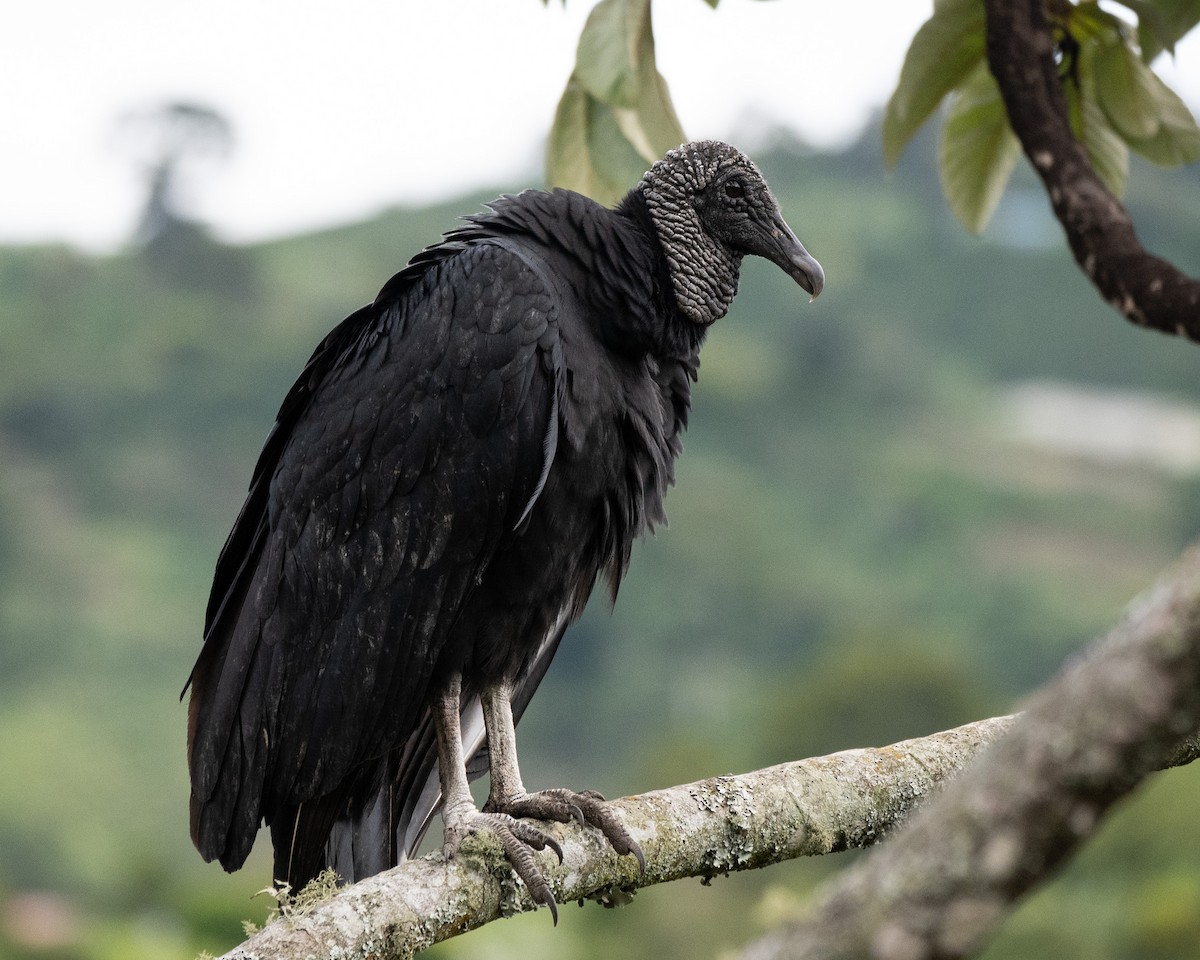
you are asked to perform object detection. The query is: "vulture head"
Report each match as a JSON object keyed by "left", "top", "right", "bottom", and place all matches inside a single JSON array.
[{"left": 638, "top": 140, "right": 824, "bottom": 326}]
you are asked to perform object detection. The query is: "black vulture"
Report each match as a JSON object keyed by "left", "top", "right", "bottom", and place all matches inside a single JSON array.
[{"left": 186, "top": 140, "right": 823, "bottom": 918}]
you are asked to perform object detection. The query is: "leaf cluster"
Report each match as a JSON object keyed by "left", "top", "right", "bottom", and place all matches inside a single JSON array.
[
  {"left": 884, "top": 0, "right": 1200, "bottom": 233},
  {"left": 546, "top": 0, "right": 686, "bottom": 204}
]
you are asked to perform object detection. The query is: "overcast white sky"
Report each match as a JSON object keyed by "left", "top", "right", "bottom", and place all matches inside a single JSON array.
[{"left": 4, "top": 0, "right": 1199, "bottom": 250}]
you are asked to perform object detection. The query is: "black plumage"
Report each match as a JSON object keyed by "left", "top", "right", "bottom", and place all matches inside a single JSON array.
[{"left": 186, "top": 140, "right": 823, "bottom": 916}]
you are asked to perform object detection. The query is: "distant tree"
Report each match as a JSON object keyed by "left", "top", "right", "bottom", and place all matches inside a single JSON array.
[
  {"left": 115, "top": 101, "right": 255, "bottom": 294},
  {"left": 117, "top": 100, "right": 234, "bottom": 246}
]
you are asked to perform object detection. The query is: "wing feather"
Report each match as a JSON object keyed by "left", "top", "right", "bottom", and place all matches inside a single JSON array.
[{"left": 187, "top": 241, "right": 561, "bottom": 877}]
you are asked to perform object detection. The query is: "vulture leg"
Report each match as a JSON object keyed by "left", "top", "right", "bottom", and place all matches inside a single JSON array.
[
  {"left": 479, "top": 678, "right": 646, "bottom": 873},
  {"left": 434, "top": 674, "right": 565, "bottom": 922}
]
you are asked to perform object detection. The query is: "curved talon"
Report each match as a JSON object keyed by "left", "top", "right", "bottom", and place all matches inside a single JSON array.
[
  {"left": 498, "top": 823, "right": 558, "bottom": 920},
  {"left": 538, "top": 789, "right": 585, "bottom": 826},
  {"left": 489, "top": 787, "right": 645, "bottom": 875},
  {"left": 630, "top": 840, "right": 646, "bottom": 875},
  {"left": 568, "top": 792, "right": 641, "bottom": 867},
  {"left": 444, "top": 811, "right": 565, "bottom": 920},
  {"left": 542, "top": 890, "right": 559, "bottom": 926},
  {"left": 501, "top": 836, "right": 555, "bottom": 919},
  {"left": 499, "top": 789, "right": 586, "bottom": 829},
  {"left": 504, "top": 815, "right": 559, "bottom": 857},
  {"left": 458, "top": 786, "right": 643, "bottom": 922}
]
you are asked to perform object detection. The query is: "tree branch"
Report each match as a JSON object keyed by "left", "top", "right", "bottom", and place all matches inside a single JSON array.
[
  {"left": 221, "top": 716, "right": 1028, "bottom": 959},
  {"left": 738, "top": 543, "right": 1200, "bottom": 960},
  {"left": 221, "top": 592, "right": 1200, "bottom": 960},
  {"left": 984, "top": 0, "right": 1200, "bottom": 337}
]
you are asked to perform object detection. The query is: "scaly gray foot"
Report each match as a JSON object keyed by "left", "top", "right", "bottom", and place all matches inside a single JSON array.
[
  {"left": 443, "top": 810, "right": 565, "bottom": 922},
  {"left": 485, "top": 788, "right": 646, "bottom": 874}
]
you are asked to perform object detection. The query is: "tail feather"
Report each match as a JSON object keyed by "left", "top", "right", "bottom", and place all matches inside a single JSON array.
[
  {"left": 318, "top": 616, "right": 570, "bottom": 884},
  {"left": 270, "top": 793, "right": 348, "bottom": 890},
  {"left": 327, "top": 695, "right": 484, "bottom": 882}
]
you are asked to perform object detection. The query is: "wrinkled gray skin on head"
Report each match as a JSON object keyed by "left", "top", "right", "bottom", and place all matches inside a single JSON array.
[{"left": 638, "top": 140, "right": 824, "bottom": 326}]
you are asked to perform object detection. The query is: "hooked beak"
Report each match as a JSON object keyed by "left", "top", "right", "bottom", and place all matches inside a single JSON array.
[{"left": 759, "top": 212, "right": 824, "bottom": 301}]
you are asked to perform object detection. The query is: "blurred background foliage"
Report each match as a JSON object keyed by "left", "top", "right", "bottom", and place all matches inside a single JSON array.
[{"left": 4, "top": 110, "right": 1200, "bottom": 959}]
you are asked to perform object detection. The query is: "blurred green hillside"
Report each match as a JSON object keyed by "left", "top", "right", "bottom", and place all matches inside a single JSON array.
[{"left": 3, "top": 127, "right": 1200, "bottom": 960}]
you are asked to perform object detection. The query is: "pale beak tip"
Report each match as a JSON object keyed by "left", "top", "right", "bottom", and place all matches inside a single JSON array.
[{"left": 790, "top": 252, "right": 824, "bottom": 301}]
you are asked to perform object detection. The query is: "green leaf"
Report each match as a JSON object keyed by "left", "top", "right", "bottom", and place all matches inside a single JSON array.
[
  {"left": 547, "top": 0, "right": 686, "bottom": 203},
  {"left": 1092, "top": 35, "right": 1164, "bottom": 139},
  {"left": 547, "top": 78, "right": 658, "bottom": 205},
  {"left": 1065, "top": 1, "right": 1126, "bottom": 43},
  {"left": 1110, "top": 0, "right": 1175, "bottom": 56},
  {"left": 883, "top": 0, "right": 987, "bottom": 169},
  {"left": 613, "top": 77, "right": 684, "bottom": 163},
  {"left": 1110, "top": 0, "right": 1200, "bottom": 60},
  {"left": 1082, "top": 95, "right": 1131, "bottom": 196},
  {"left": 938, "top": 62, "right": 1022, "bottom": 234},
  {"left": 1065, "top": 1, "right": 1128, "bottom": 46},
  {"left": 574, "top": 0, "right": 650, "bottom": 107},
  {"left": 1066, "top": 49, "right": 1131, "bottom": 196},
  {"left": 614, "top": 2, "right": 685, "bottom": 160},
  {"left": 1125, "top": 72, "right": 1200, "bottom": 164},
  {"left": 1081, "top": 23, "right": 1200, "bottom": 167}
]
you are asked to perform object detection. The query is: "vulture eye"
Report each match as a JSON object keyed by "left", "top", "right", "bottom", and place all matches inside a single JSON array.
[{"left": 724, "top": 180, "right": 745, "bottom": 200}]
